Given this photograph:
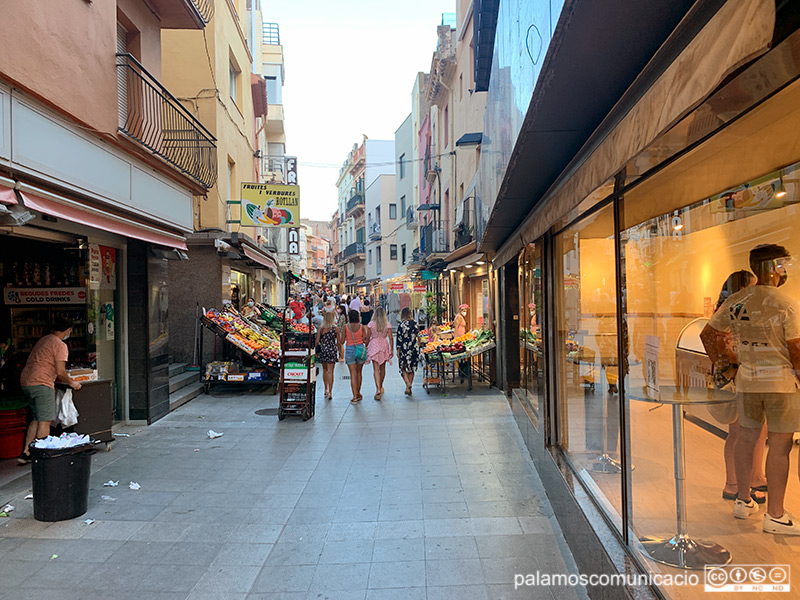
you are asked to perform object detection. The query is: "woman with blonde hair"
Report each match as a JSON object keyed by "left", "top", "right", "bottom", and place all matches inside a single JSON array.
[
  {"left": 367, "top": 306, "right": 393, "bottom": 400},
  {"left": 316, "top": 310, "right": 339, "bottom": 399}
]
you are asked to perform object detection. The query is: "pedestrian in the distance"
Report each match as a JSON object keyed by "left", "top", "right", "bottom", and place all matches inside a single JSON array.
[
  {"left": 396, "top": 307, "right": 420, "bottom": 395},
  {"left": 367, "top": 306, "right": 393, "bottom": 400},
  {"left": 18, "top": 318, "right": 82, "bottom": 464},
  {"left": 336, "top": 304, "right": 348, "bottom": 362},
  {"left": 344, "top": 309, "right": 370, "bottom": 403},
  {"left": 360, "top": 298, "right": 374, "bottom": 325},
  {"left": 316, "top": 311, "right": 339, "bottom": 400}
]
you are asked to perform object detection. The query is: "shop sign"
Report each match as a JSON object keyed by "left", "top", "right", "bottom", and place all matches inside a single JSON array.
[
  {"left": 89, "top": 244, "right": 101, "bottom": 290},
  {"left": 288, "top": 227, "right": 300, "bottom": 255},
  {"left": 4, "top": 288, "right": 87, "bottom": 305},
  {"left": 421, "top": 270, "right": 438, "bottom": 280},
  {"left": 104, "top": 302, "right": 115, "bottom": 341},
  {"left": 286, "top": 157, "right": 298, "bottom": 185},
  {"left": 413, "top": 285, "right": 427, "bottom": 292},
  {"left": 390, "top": 283, "right": 404, "bottom": 290},
  {"left": 283, "top": 361, "right": 308, "bottom": 381},
  {"left": 240, "top": 183, "right": 300, "bottom": 227}
]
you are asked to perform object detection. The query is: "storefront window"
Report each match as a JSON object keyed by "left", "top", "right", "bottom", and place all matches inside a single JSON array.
[
  {"left": 620, "top": 157, "right": 800, "bottom": 588},
  {"left": 518, "top": 244, "right": 545, "bottom": 424},
  {"left": 556, "top": 203, "right": 622, "bottom": 529}
]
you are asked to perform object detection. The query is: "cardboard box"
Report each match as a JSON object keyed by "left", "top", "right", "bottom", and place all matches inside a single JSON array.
[{"left": 68, "top": 368, "right": 98, "bottom": 382}]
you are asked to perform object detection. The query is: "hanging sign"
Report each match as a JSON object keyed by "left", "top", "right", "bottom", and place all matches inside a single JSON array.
[
  {"left": 421, "top": 270, "right": 438, "bottom": 280},
  {"left": 288, "top": 227, "right": 300, "bottom": 255},
  {"left": 413, "top": 285, "right": 427, "bottom": 292},
  {"left": 89, "top": 244, "right": 101, "bottom": 290},
  {"left": 286, "top": 157, "right": 298, "bottom": 185},
  {"left": 390, "top": 283, "right": 404, "bottom": 290},
  {"left": 4, "top": 288, "right": 87, "bottom": 305},
  {"left": 240, "top": 183, "right": 300, "bottom": 227}
]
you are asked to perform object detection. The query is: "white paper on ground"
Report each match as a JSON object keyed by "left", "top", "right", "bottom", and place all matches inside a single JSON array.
[
  {"left": 103, "top": 480, "right": 119, "bottom": 487},
  {"left": 129, "top": 482, "right": 141, "bottom": 490},
  {"left": 207, "top": 430, "right": 224, "bottom": 439},
  {"left": 24, "top": 494, "right": 33, "bottom": 500},
  {"left": 114, "top": 433, "right": 130, "bottom": 437},
  {"left": 84, "top": 519, "right": 95, "bottom": 525},
  {"left": 1, "top": 504, "right": 13, "bottom": 513},
  {"left": 101, "top": 495, "right": 116, "bottom": 501}
]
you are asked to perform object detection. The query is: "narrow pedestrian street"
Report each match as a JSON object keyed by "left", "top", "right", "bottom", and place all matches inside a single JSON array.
[{"left": 0, "top": 365, "right": 587, "bottom": 600}]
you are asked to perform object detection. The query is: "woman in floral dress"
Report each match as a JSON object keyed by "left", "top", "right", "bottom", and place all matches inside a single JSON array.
[
  {"left": 367, "top": 306, "right": 393, "bottom": 400},
  {"left": 396, "top": 307, "right": 420, "bottom": 395}
]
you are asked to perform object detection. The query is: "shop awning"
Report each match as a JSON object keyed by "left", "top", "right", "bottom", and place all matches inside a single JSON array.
[
  {"left": 241, "top": 244, "right": 277, "bottom": 273},
  {"left": 455, "top": 133, "right": 483, "bottom": 147},
  {"left": 444, "top": 240, "right": 477, "bottom": 264},
  {"left": 0, "top": 185, "right": 18, "bottom": 205},
  {"left": 18, "top": 184, "right": 188, "bottom": 250},
  {"left": 448, "top": 251, "right": 485, "bottom": 270}
]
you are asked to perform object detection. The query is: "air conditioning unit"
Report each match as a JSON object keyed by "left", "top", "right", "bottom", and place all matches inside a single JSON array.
[{"left": 426, "top": 170, "right": 438, "bottom": 183}]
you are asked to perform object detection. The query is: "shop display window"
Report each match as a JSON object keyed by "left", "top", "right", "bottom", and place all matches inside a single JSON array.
[
  {"left": 518, "top": 244, "right": 544, "bottom": 425},
  {"left": 555, "top": 203, "right": 623, "bottom": 530}
]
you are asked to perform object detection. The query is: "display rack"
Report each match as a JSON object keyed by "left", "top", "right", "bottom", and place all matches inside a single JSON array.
[
  {"left": 278, "top": 313, "right": 316, "bottom": 421},
  {"left": 421, "top": 336, "right": 496, "bottom": 393},
  {"left": 198, "top": 308, "right": 280, "bottom": 393}
]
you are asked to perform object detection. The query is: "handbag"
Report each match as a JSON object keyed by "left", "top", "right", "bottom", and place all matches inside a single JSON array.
[{"left": 348, "top": 325, "right": 368, "bottom": 362}]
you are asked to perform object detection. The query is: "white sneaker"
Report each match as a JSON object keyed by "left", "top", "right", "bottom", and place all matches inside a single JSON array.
[
  {"left": 734, "top": 498, "right": 759, "bottom": 519},
  {"left": 763, "top": 511, "right": 800, "bottom": 535}
]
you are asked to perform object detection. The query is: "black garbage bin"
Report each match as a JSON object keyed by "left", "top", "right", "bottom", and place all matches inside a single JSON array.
[{"left": 30, "top": 443, "right": 95, "bottom": 522}]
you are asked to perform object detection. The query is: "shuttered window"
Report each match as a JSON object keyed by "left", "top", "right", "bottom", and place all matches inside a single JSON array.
[{"left": 116, "top": 23, "right": 128, "bottom": 129}]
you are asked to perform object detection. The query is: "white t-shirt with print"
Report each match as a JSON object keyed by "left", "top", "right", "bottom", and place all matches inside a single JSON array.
[{"left": 708, "top": 285, "right": 800, "bottom": 393}]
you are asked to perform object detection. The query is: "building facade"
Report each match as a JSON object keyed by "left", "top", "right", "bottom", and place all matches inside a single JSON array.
[
  {"left": 0, "top": 0, "right": 216, "bottom": 424},
  {"left": 474, "top": 0, "right": 797, "bottom": 597}
]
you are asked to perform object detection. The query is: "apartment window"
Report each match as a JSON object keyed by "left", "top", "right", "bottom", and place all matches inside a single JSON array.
[
  {"left": 368, "top": 249, "right": 372, "bottom": 265},
  {"left": 399, "top": 154, "right": 406, "bottom": 179},
  {"left": 389, "top": 204, "right": 397, "bottom": 220},
  {"left": 401, "top": 244, "right": 407, "bottom": 265},
  {"left": 377, "top": 247, "right": 382, "bottom": 263},
  {"left": 376, "top": 207, "right": 380, "bottom": 222},
  {"left": 229, "top": 58, "right": 241, "bottom": 106},
  {"left": 265, "top": 76, "right": 279, "bottom": 104},
  {"left": 400, "top": 195, "right": 406, "bottom": 215},
  {"left": 390, "top": 244, "right": 397, "bottom": 260}
]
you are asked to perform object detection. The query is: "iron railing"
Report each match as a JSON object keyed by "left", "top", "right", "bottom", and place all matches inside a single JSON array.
[
  {"left": 263, "top": 22, "right": 280, "bottom": 45},
  {"left": 343, "top": 242, "right": 365, "bottom": 258},
  {"left": 191, "top": 0, "right": 214, "bottom": 23},
  {"left": 369, "top": 222, "right": 381, "bottom": 240},
  {"left": 116, "top": 53, "right": 217, "bottom": 189},
  {"left": 356, "top": 227, "right": 365, "bottom": 244},
  {"left": 453, "top": 205, "right": 473, "bottom": 249},
  {"left": 421, "top": 221, "right": 450, "bottom": 255},
  {"left": 346, "top": 190, "right": 365, "bottom": 213},
  {"left": 406, "top": 206, "right": 418, "bottom": 229}
]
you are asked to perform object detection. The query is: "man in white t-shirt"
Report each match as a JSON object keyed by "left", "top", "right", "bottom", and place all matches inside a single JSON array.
[
  {"left": 349, "top": 295, "right": 362, "bottom": 312},
  {"left": 702, "top": 244, "right": 800, "bottom": 535}
]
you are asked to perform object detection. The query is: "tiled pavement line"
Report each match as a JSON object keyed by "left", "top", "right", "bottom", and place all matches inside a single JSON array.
[{"left": 0, "top": 362, "right": 590, "bottom": 600}]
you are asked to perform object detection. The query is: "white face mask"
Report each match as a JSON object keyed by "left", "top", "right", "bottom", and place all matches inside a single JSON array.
[
  {"left": 62, "top": 334, "right": 70, "bottom": 341},
  {"left": 248, "top": 302, "right": 254, "bottom": 307}
]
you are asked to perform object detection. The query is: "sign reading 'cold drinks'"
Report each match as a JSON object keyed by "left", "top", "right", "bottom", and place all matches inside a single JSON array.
[{"left": 4, "top": 288, "right": 88, "bottom": 305}]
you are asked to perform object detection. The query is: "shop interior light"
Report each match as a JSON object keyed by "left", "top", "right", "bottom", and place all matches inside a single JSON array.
[
  {"left": 776, "top": 180, "right": 787, "bottom": 198},
  {"left": 475, "top": 261, "right": 485, "bottom": 265},
  {"left": 673, "top": 223, "right": 684, "bottom": 231},
  {"left": 464, "top": 264, "right": 473, "bottom": 268}
]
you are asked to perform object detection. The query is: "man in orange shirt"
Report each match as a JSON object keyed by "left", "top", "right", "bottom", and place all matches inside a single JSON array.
[{"left": 17, "top": 318, "right": 82, "bottom": 464}]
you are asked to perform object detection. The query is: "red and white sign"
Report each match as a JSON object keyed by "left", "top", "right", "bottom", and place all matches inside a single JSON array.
[
  {"left": 390, "top": 283, "right": 405, "bottom": 290},
  {"left": 89, "top": 244, "right": 101, "bottom": 290},
  {"left": 413, "top": 285, "right": 427, "bottom": 292},
  {"left": 4, "top": 288, "right": 88, "bottom": 305}
]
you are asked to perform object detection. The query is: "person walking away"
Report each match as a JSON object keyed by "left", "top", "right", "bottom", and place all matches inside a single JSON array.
[
  {"left": 316, "top": 311, "right": 339, "bottom": 399},
  {"left": 349, "top": 294, "right": 362, "bottom": 313},
  {"left": 18, "top": 318, "right": 82, "bottom": 464},
  {"left": 360, "top": 299, "right": 374, "bottom": 326},
  {"left": 396, "top": 307, "right": 420, "bottom": 395},
  {"left": 707, "top": 270, "right": 768, "bottom": 504},
  {"left": 344, "top": 309, "right": 370, "bottom": 403},
  {"left": 336, "top": 305, "right": 348, "bottom": 362},
  {"left": 368, "top": 306, "right": 393, "bottom": 400},
  {"left": 701, "top": 244, "right": 800, "bottom": 534}
]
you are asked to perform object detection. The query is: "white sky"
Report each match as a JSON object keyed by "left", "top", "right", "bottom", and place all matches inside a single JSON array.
[{"left": 263, "top": 0, "right": 457, "bottom": 220}]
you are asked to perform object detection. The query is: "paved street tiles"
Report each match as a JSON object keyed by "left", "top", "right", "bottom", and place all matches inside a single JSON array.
[{"left": 0, "top": 363, "right": 587, "bottom": 599}]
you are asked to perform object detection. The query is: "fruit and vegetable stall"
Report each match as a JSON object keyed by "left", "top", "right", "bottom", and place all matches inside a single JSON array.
[{"left": 419, "top": 328, "right": 496, "bottom": 392}]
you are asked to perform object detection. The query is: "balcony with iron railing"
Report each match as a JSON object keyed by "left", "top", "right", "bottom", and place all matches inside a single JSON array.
[
  {"left": 116, "top": 53, "right": 217, "bottom": 189},
  {"left": 406, "top": 207, "right": 418, "bottom": 229},
  {"left": 420, "top": 221, "right": 450, "bottom": 256},
  {"left": 343, "top": 242, "right": 366, "bottom": 259},
  {"left": 263, "top": 22, "right": 281, "bottom": 45},
  {"left": 190, "top": 0, "right": 213, "bottom": 22},
  {"left": 368, "top": 222, "right": 381, "bottom": 241},
  {"left": 346, "top": 190, "right": 365, "bottom": 214},
  {"left": 453, "top": 205, "right": 474, "bottom": 250}
]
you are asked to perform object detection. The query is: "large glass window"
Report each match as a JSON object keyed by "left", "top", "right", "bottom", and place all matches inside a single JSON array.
[
  {"left": 519, "top": 243, "right": 545, "bottom": 424},
  {"left": 556, "top": 204, "right": 622, "bottom": 528}
]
